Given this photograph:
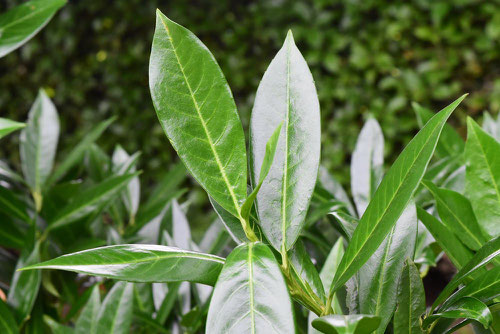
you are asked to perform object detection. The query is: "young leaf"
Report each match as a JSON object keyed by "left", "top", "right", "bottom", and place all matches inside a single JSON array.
[
  {"left": 47, "top": 172, "right": 140, "bottom": 231},
  {"left": 351, "top": 118, "right": 384, "bottom": 216},
  {"left": 424, "top": 297, "right": 492, "bottom": 329},
  {"left": 331, "top": 95, "right": 466, "bottom": 294},
  {"left": 250, "top": 31, "right": 321, "bottom": 252},
  {"left": 465, "top": 117, "right": 500, "bottom": 238},
  {"left": 21, "top": 244, "right": 224, "bottom": 285},
  {"left": 206, "top": 242, "right": 295, "bottom": 333},
  {"left": 358, "top": 201, "right": 418, "bottom": 333},
  {"left": 431, "top": 236, "right": 500, "bottom": 311},
  {"left": 422, "top": 180, "right": 487, "bottom": 250},
  {"left": 149, "top": 10, "right": 247, "bottom": 218},
  {"left": 394, "top": 259, "right": 426, "bottom": 334},
  {"left": 0, "top": 0, "right": 66, "bottom": 58},
  {"left": 96, "top": 282, "right": 133, "bottom": 334},
  {"left": 0, "top": 299, "right": 18, "bottom": 334},
  {"left": 416, "top": 206, "right": 473, "bottom": 269},
  {"left": 0, "top": 118, "right": 25, "bottom": 139},
  {"left": 311, "top": 314, "right": 381, "bottom": 334},
  {"left": 20, "top": 89, "right": 60, "bottom": 210},
  {"left": 75, "top": 285, "right": 100, "bottom": 334}
]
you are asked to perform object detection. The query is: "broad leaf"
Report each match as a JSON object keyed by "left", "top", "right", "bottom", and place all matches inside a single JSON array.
[
  {"left": 394, "top": 259, "right": 425, "bottom": 334},
  {"left": 358, "top": 201, "right": 417, "bottom": 333},
  {"left": 21, "top": 244, "right": 224, "bottom": 285},
  {"left": 206, "top": 242, "right": 295, "bottom": 333},
  {"left": 0, "top": 213, "right": 25, "bottom": 248},
  {"left": 423, "top": 180, "right": 487, "bottom": 250},
  {"left": 96, "top": 282, "right": 133, "bottom": 334},
  {"left": 150, "top": 10, "right": 247, "bottom": 218},
  {"left": 0, "top": 0, "right": 66, "bottom": 57},
  {"left": 20, "top": 89, "right": 60, "bottom": 210},
  {"left": 312, "top": 314, "right": 381, "bottom": 334},
  {"left": 0, "top": 299, "right": 18, "bottom": 334},
  {"left": 482, "top": 111, "right": 500, "bottom": 141},
  {"left": 75, "top": 285, "right": 100, "bottom": 334},
  {"left": 0, "top": 118, "right": 25, "bottom": 139},
  {"left": 331, "top": 95, "right": 466, "bottom": 294},
  {"left": 250, "top": 31, "right": 321, "bottom": 251},
  {"left": 424, "top": 297, "right": 492, "bottom": 329},
  {"left": 465, "top": 117, "right": 500, "bottom": 238},
  {"left": 351, "top": 118, "right": 384, "bottom": 216},
  {"left": 0, "top": 186, "right": 30, "bottom": 222}
]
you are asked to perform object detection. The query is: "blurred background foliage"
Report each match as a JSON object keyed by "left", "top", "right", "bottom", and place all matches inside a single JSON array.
[{"left": 1, "top": 0, "right": 499, "bottom": 229}]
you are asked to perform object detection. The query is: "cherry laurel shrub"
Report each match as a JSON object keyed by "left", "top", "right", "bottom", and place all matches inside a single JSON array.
[{"left": 1, "top": 4, "right": 499, "bottom": 334}]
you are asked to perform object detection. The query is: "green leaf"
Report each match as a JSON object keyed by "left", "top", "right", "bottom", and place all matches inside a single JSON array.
[
  {"left": 0, "top": 118, "right": 25, "bottom": 139},
  {"left": 424, "top": 297, "right": 492, "bottom": 329},
  {"left": 482, "top": 111, "right": 500, "bottom": 141},
  {"left": 241, "top": 122, "right": 282, "bottom": 221},
  {"left": 249, "top": 30, "right": 321, "bottom": 251},
  {"left": 0, "top": 299, "right": 18, "bottom": 334},
  {"left": 0, "top": 0, "right": 66, "bottom": 58},
  {"left": 312, "top": 314, "right": 381, "bottom": 334},
  {"left": 416, "top": 206, "right": 472, "bottom": 269},
  {"left": 422, "top": 180, "right": 487, "bottom": 250},
  {"left": 465, "top": 117, "right": 500, "bottom": 238},
  {"left": 0, "top": 186, "right": 30, "bottom": 222},
  {"left": 96, "top": 282, "right": 133, "bottom": 334},
  {"left": 149, "top": 10, "right": 247, "bottom": 218},
  {"left": 20, "top": 89, "right": 60, "bottom": 210},
  {"left": 43, "top": 316, "right": 73, "bottom": 334},
  {"left": 318, "top": 166, "right": 356, "bottom": 216},
  {"left": 0, "top": 213, "right": 25, "bottom": 248},
  {"left": 431, "top": 236, "right": 500, "bottom": 311},
  {"left": 394, "top": 259, "right": 426, "bottom": 334},
  {"left": 47, "top": 172, "right": 139, "bottom": 231},
  {"left": 351, "top": 118, "right": 384, "bottom": 216},
  {"left": 47, "top": 117, "right": 115, "bottom": 186},
  {"left": 21, "top": 244, "right": 224, "bottom": 285},
  {"left": 210, "top": 195, "right": 247, "bottom": 243},
  {"left": 358, "top": 201, "right": 418, "bottom": 333},
  {"left": 206, "top": 242, "right": 295, "bottom": 333},
  {"left": 331, "top": 95, "right": 466, "bottom": 294},
  {"left": 75, "top": 285, "right": 100, "bottom": 334},
  {"left": 112, "top": 145, "right": 140, "bottom": 220}
]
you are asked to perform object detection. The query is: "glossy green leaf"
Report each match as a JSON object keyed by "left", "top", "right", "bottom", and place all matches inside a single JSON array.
[
  {"left": 206, "top": 242, "right": 295, "bottom": 333},
  {"left": 331, "top": 95, "right": 466, "bottom": 294},
  {"left": 47, "top": 172, "right": 139, "bottom": 231},
  {"left": 0, "top": 185, "right": 30, "bottom": 222},
  {"left": 416, "top": 206, "right": 473, "bottom": 269},
  {"left": 75, "top": 285, "right": 100, "bottom": 334},
  {"left": 424, "top": 297, "right": 492, "bottom": 329},
  {"left": 465, "top": 117, "right": 500, "bottom": 238},
  {"left": 250, "top": 31, "right": 321, "bottom": 251},
  {"left": 329, "top": 212, "right": 358, "bottom": 240},
  {"left": 21, "top": 244, "right": 224, "bottom": 285},
  {"left": 431, "top": 236, "right": 500, "bottom": 311},
  {"left": 312, "top": 314, "right": 381, "bottom": 334},
  {"left": 20, "top": 89, "right": 60, "bottom": 210},
  {"left": 149, "top": 10, "right": 247, "bottom": 218},
  {"left": 394, "top": 259, "right": 425, "bottom": 334},
  {"left": 482, "top": 112, "right": 500, "bottom": 142},
  {"left": 0, "top": 0, "right": 66, "bottom": 57},
  {"left": 112, "top": 145, "right": 140, "bottom": 220},
  {"left": 0, "top": 118, "right": 25, "bottom": 139},
  {"left": 0, "top": 299, "right": 18, "bottom": 334},
  {"left": 210, "top": 195, "right": 247, "bottom": 243},
  {"left": 423, "top": 180, "right": 487, "bottom": 250},
  {"left": 96, "top": 282, "right": 133, "bottom": 334},
  {"left": 351, "top": 118, "right": 384, "bottom": 216},
  {"left": 358, "top": 201, "right": 418, "bottom": 333}
]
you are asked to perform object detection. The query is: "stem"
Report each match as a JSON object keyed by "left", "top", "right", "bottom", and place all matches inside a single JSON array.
[{"left": 240, "top": 217, "right": 259, "bottom": 242}]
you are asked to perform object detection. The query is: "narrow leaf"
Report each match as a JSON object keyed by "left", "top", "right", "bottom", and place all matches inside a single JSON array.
[
  {"left": 0, "top": 299, "right": 18, "bottom": 334},
  {"left": 312, "top": 314, "right": 381, "bottom": 334},
  {"left": 75, "top": 285, "right": 100, "bottom": 334},
  {"left": 96, "top": 282, "right": 133, "bottom": 334},
  {"left": 424, "top": 297, "right": 492, "bottom": 329},
  {"left": 0, "top": 118, "right": 25, "bottom": 139},
  {"left": 0, "top": 186, "right": 30, "bottom": 222},
  {"left": 318, "top": 166, "right": 356, "bottom": 216},
  {"left": 112, "top": 145, "right": 140, "bottom": 219}
]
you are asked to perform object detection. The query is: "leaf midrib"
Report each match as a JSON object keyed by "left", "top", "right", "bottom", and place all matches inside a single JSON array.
[
  {"left": 0, "top": 3, "right": 59, "bottom": 31},
  {"left": 248, "top": 243, "right": 256, "bottom": 334}
]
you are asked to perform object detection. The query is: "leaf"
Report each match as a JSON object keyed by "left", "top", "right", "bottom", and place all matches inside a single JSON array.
[
  {"left": 422, "top": 180, "right": 487, "bottom": 250},
  {"left": 0, "top": 213, "right": 25, "bottom": 248},
  {"left": 0, "top": 185, "right": 30, "bottom": 222},
  {"left": 43, "top": 316, "right": 73, "bottom": 334},
  {"left": 149, "top": 10, "right": 247, "bottom": 218},
  {"left": 465, "top": 117, "right": 500, "bottom": 238},
  {"left": 47, "top": 172, "right": 139, "bottom": 231},
  {"left": 206, "top": 242, "right": 295, "bottom": 333},
  {"left": 0, "top": 118, "right": 25, "bottom": 139},
  {"left": 351, "top": 118, "right": 384, "bottom": 216},
  {"left": 482, "top": 111, "right": 500, "bottom": 141},
  {"left": 47, "top": 117, "right": 115, "bottom": 186},
  {"left": 210, "top": 195, "right": 247, "bottom": 243},
  {"left": 416, "top": 206, "right": 473, "bottom": 269},
  {"left": 0, "top": 299, "right": 18, "bottom": 334},
  {"left": 311, "top": 314, "right": 381, "bottom": 334},
  {"left": 394, "top": 259, "right": 426, "bottom": 334},
  {"left": 249, "top": 31, "right": 321, "bottom": 251},
  {"left": 431, "top": 235, "right": 500, "bottom": 311},
  {"left": 424, "top": 297, "right": 492, "bottom": 329},
  {"left": 241, "top": 122, "right": 282, "bottom": 221},
  {"left": 20, "top": 89, "right": 60, "bottom": 210},
  {"left": 96, "top": 282, "right": 133, "bottom": 334},
  {"left": 112, "top": 145, "right": 140, "bottom": 220},
  {"left": 331, "top": 95, "right": 467, "bottom": 294},
  {"left": 21, "top": 244, "right": 225, "bottom": 285},
  {"left": 358, "top": 201, "right": 418, "bottom": 333},
  {"left": 0, "top": 0, "right": 66, "bottom": 58},
  {"left": 75, "top": 285, "right": 100, "bottom": 334},
  {"left": 318, "top": 166, "right": 356, "bottom": 216}
]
